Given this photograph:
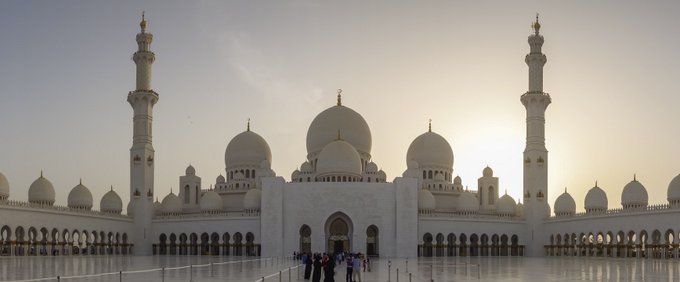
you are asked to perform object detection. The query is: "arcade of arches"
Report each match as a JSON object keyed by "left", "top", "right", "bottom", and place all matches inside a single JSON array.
[
  {"left": 0, "top": 225, "right": 131, "bottom": 256},
  {"left": 545, "top": 229, "right": 680, "bottom": 259},
  {"left": 153, "top": 231, "right": 259, "bottom": 256},
  {"left": 418, "top": 233, "right": 524, "bottom": 257}
]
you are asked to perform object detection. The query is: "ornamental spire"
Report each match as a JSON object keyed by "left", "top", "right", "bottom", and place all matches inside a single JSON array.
[
  {"left": 532, "top": 13, "right": 541, "bottom": 35},
  {"left": 140, "top": 11, "right": 147, "bottom": 32},
  {"left": 337, "top": 89, "right": 342, "bottom": 106},
  {"left": 247, "top": 118, "right": 251, "bottom": 131},
  {"left": 428, "top": 119, "right": 432, "bottom": 132}
]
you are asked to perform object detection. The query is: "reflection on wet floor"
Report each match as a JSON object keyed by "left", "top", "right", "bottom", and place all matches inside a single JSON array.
[{"left": 1, "top": 256, "right": 679, "bottom": 281}]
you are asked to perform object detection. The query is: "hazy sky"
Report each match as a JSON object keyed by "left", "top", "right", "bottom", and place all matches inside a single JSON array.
[{"left": 1, "top": 1, "right": 679, "bottom": 213}]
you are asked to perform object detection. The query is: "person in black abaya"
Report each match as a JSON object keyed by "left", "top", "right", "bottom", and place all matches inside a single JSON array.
[
  {"left": 312, "top": 254, "right": 322, "bottom": 282},
  {"left": 304, "top": 253, "right": 312, "bottom": 280},
  {"left": 324, "top": 254, "right": 335, "bottom": 282}
]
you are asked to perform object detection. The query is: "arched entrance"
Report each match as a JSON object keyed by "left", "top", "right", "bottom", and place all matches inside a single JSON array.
[
  {"left": 366, "top": 225, "right": 379, "bottom": 256},
  {"left": 325, "top": 212, "right": 353, "bottom": 254},
  {"left": 300, "top": 225, "right": 312, "bottom": 254}
]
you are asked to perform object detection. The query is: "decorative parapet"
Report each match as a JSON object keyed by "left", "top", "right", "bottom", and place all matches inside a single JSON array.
[
  {"left": 548, "top": 203, "right": 675, "bottom": 221},
  {"left": 0, "top": 199, "right": 130, "bottom": 219},
  {"left": 419, "top": 211, "right": 524, "bottom": 222},
  {"left": 153, "top": 210, "right": 260, "bottom": 220}
]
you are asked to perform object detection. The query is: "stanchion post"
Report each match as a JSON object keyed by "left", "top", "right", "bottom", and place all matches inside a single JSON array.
[
  {"left": 162, "top": 267, "right": 165, "bottom": 282},
  {"left": 279, "top": 270, "right": 282, "bottom": 282},
  {"left": 430, "top": 263, "right": 433, "bottom": 282},
  {"left": 409, "top": 272, "right": 412, "bottom": 282},
  {"left": 57, "top": 276, "right": 60, "bottom": 282},
  {"left": 388, "top": 260, "right": 392, "bottom": 282},
  {"left": 190, "top": 264, "right": 193, "bottom": 282},
  {"left": 289, "top": 267, "right": 292, "bottom": 282},
  {"left": 406, "top": 258, "right": 408, "bottom": 272},
  {"left": 119, "top": 270, "right": 122, "bottom": 282},
  {"left": 396, "top": 268, "right": 399, "bottom": 282}
]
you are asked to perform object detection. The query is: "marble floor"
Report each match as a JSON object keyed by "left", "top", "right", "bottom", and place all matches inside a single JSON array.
[{"left": 1, "top": 256, "right": 680, "bottom": 281}]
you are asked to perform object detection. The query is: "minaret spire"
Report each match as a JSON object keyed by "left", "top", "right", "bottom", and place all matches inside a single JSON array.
[
  {"left": 532, "top": 13, "right": 541, "bottom": 35},
  {"left": 140, "top": 11, "right": 147, "bottom": 33}
]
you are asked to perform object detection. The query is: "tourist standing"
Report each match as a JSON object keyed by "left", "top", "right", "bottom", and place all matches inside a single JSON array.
[
  {"left": 312, "top": 254, "right": 322, "bottom": 282},
  {"left": 304, "top": 252, "right": 312, "bottom": 280},
  {"left": 345, "top": 255, "right": 353, "bottom": 282},
  {"left": 352, "top": 254, "right": 361, "bottom": 282}
]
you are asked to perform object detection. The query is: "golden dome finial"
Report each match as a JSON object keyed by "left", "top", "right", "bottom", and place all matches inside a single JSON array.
[
  {"left": 337, "top": 89, "right": 342, "bottom": 106},
  {"left": 247, "top": 118, "right": 251, "bottom": 131},
  {"left": 140, "top": 11, "right": 147, "bottom": 32},
  {"left": 532, "top": 13, "right": 541, "bottom": 35},
  {"left": 428, "top": 119, "right": 432, "bottom": 132},
  {"left": 336, "top": 130, "right": 342, "bottom": 141}
]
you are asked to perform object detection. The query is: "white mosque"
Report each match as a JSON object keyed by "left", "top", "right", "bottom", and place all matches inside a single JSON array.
[{"left": 1, "top": 15, "right": 680, "bottom": 260}]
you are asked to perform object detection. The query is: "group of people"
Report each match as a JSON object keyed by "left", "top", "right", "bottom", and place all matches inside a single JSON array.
[{"left": 294, "top": 251, "right": 370, "bottom": 282}]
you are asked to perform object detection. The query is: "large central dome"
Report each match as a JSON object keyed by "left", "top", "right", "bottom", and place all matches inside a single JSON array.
[{"left": 306, "top": 99, "right": 372, "bottom": 157}]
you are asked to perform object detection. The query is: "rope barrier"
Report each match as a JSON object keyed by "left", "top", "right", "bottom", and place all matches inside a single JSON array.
[
  {"left": 3, "top": 256, "right": 293, "bottom": 282},
  {"left": 253, "top": 264, "right": 303, "bottom": 282}
]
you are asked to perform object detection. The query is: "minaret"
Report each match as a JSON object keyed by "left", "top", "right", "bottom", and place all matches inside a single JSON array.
[
  {"left": 127, "top": 12, "right": 158, "bottom": 255},
  {"left": 521, "top": 14, "right": 552, "bottom": 257},
  {"left": 521, "top": 14, "right": 551, "bottom": 203}
]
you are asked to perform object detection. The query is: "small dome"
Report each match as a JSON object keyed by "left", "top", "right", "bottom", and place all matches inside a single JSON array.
[
  {"left": 225, "top": 130, "right": 272, "bottom": 169},
  {"left": 515, "top": 201, "right": 524, "bottom": 217},
  {"left": 554, "top": 190, "right": 576, "bottom": 216},
  {"left": 100, "top": 188, "right": 123, "bottom": 214},
  {"left": 377, "top": 170, "right": 386, "bottom": 180},
  {"left": 453, "top": 175, "right": 462, "bottom": 184},
  {"left": 153, "top": 199, "right": 162, "bottom": 215},
  {"left": 458, "top": 192, "right": 479, "bottom": 212},
  {"left": 621, "top": 179, "right": 648, "bottom": 208},
  {"left": 161, "top": 192, "right": 182, "bottom": 214},
  {"left": 243, "top": 188, "right": 262, "bottom": 210},
  {"left": 667, "top": 174, "right": 680, "bottom": 204},
  {"left": 496, "top": 194, "right": 516, "bottom": 215},
  {"left": 200, "top": 190, "right": 223, "bottom": 212},
  {"left": 0, "top": 172, "right": 9, "bottom": 200},
  {"left": 434, "top": 172, "right": 445, "bottom": 182},
  {"left": 127, "top": 201, "right": 134, "bottom": 216},
  {"left": 307, "top": 103, "right": 372, "bottom": 157},
  {"left": 585, "top": 184, "right": 608, "bottom": 212},
  {"left": 316, "top": 139, "right": 362, "bottom": 177},
  {"left": 68, "top": 182, "right": 93, "bottom": 210},
  {"left": 538, "top": 201, "right": 551, "bottom": 218},
  {"left": 418, "top": 189, "right": 435, "bottom": 210},
  {"left": 406, "top": 131, "right": 453, "bottom": 169},
  {"left": 300, "top": 161, "right": 313, "bottom": 173},
  {"left": 483, "top": 166, "right": 493, "bottom": 177},
  {"left": 366, "top": 162, "right": 378, "bottom": 173},
  {"left": 28, "top": 174, "right": 55, "bottom": 205},
  {"left": 185, "top": 165, "right": 196, "bottom": 176},
  {"left": 216, "top": 174, "right": 225, "bottom": 184}
]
